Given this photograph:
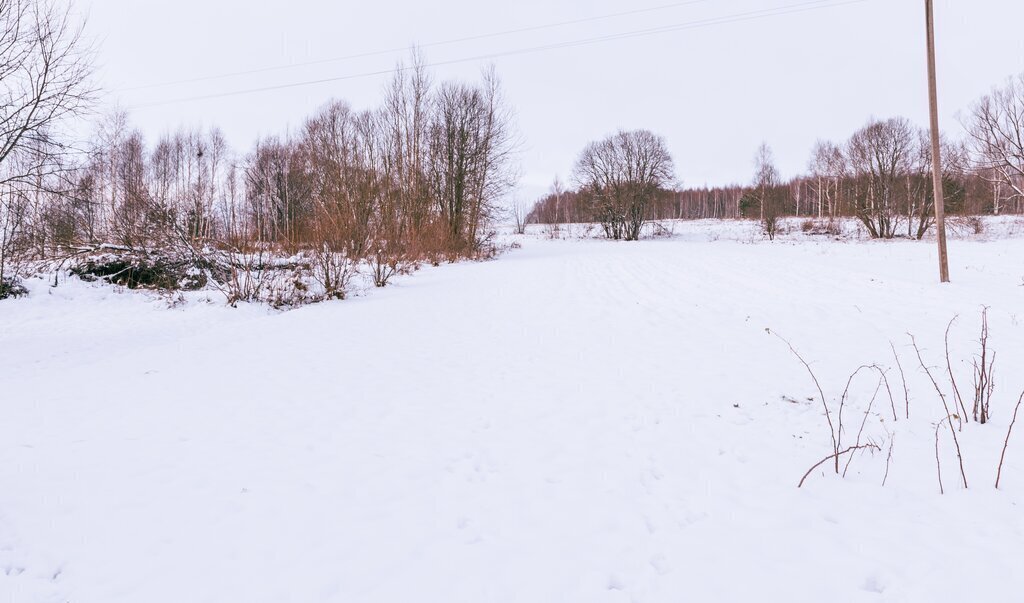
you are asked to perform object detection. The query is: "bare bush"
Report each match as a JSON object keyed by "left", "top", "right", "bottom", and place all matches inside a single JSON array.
[
  {"left": 310, "top": 244, "right": 357, "bottom": 299},
  {"left": 772, "top": 330, "right": 893, "bottom": 484},
  {"left": 511, "top": 199, "right": 528, "bottom": 235},
  {"left": 782, "top": 319, "right": 1022, "bottom": 494},
  {"left": 910, "top": 334, "right": 969, "bottom": 492},
  {"left": 221, "top": 247, "right": 282, "bottom": 306},
  {"left": 949, "top": 215, "right": 985, "bottom": 235},
  {"left": 367, "top": 241, "right": 409, "bottom": 288},
  {"left": 945, "top": 310, "right": 999, "bottom": 425},
  {"left": 972, "top": 308, "right": 995, "bottom": 424}
]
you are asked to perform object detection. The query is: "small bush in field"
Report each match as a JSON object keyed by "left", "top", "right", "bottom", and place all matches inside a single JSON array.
[
  {"left": 650, "top": 222, "right": 674, "bottom": 238},
  {"left": 966, "top": 216, "right": 984, "bottom": 235},
  {"left": 799, "top": 219, "right": 843, "bottom": 237}
]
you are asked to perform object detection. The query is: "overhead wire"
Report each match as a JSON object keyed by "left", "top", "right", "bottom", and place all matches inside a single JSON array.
[
  {"left": 128, "top": 0, "right": 869, "bottom": 110},
  {"left": 118, "top": 0, "right": 716, "bottom": 92}
]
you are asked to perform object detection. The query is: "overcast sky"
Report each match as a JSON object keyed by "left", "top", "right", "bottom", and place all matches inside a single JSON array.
[{"left": 81, "top": 0, "right": 1024, "bottom": 200}]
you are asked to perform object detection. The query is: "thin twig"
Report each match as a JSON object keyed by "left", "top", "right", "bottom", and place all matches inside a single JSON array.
[
  {"left": 799, "top": 444, "right": 880, "bottom": 488},
  {"left": 844, "top": 373, "right": 883, "bottom": 477},
  {"left": 995, "top": 391, "right": 1024, "bottom": 489},
  {"left": 944, "top": 317, "right": 968, "bottom": 425},
  {"left": 872, "top": 365, "right": 898, "bottom": 422},
  {"left": 973, "top": 307, "right": 993, "bottom": 424},
  {"left": 837, "top": 364, "right": 876, "bottom": 459},
  {"left": 891, "top": 342, "right": 910, "bottom": 419},
  {"left": 911, "top": 333, "right": 968, "bottom": 490},
  {"left": 934, "top": 415, "right": 955, "bottom": 495},
  {"left": 773, "top": 330, "right": 839, "bottom": 472},
  {"left": 882, "top": 434, "right": 896, "bottom": 487}
]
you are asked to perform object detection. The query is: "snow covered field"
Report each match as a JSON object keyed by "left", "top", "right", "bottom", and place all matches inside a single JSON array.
[{"left": 3, "top": 219, "right": 1024, "bottom": 602}]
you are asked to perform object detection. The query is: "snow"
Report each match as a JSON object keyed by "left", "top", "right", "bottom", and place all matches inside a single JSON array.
[{"left": 3, "top": 219, "right": 1024, "bottom": 602}]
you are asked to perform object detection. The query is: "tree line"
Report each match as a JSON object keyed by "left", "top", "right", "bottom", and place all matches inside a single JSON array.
[
  {"left": 529, "top": 74, "right": 1024, "bottom": 241},
  {"left": 0, "top": 0, "right": 516, "bottom": 301}
]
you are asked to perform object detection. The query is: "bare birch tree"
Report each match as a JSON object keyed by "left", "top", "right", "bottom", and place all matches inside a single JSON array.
[
  {"left": 965, "top": 74, "right": 1024, "bottom": 213},
  {"left": 750, "top": 143, "right": 784, "bottom": 240}
]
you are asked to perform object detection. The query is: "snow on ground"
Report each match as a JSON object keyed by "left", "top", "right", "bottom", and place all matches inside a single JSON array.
[{"left": 2, "top": 219, "right": 1024, "bottom": 602}]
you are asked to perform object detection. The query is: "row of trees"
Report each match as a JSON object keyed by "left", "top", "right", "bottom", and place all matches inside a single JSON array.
[
  {"left": 530, "top": 73, "right": 1024, "bottom": 240},
  {"left": 745, "top": 117, "right": 963, "bottom": 240},
  {"left": 83, "top": 59, "right": 513, "bottom": 261},
  {"left": 1, "top": 6, "right": 518, "bottom": 300}
]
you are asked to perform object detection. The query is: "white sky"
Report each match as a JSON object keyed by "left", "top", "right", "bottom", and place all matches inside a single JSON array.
[{"left": 82, "top": 0, "right": 1024, "bottom": 199}]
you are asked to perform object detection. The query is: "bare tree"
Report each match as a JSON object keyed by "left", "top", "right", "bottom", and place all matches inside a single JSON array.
[
  {"left": 0, "top": 179, "right": 29, "bottom": 295},
  {"left": 380, "top": 50, "right": 433, "bottom": 241},
  {"left": 0, "top": 0, "right": 94, "bottom": 292},
  {"left": 965, "top": 73, "right": 1024, "bottom": 212},
  {"left": 426, "top": 67, "right": 517, "bottom": 253},
  {"left": 749, "top": 143, "right": 784, "bottom": 240},
  {"left": 0, "top": 0, "right": 93, "bottom": 184},
  {"left": 846, "top": 117, "right": 919, "bottom": 238},
  {"left": 808, "top": 140, "right": 846, "bottom": 220},
  {"left": 510, "top": 197, "right": 528, "bottom": 235},
  {"left": 572, "top": 129, "right": 675, "bottom": 241},
  {"left": 908, "top": 134, "right": 968, "bottom": 240},
  {"left": 245, "top": 136, "right": 310, "bottom": 246}
]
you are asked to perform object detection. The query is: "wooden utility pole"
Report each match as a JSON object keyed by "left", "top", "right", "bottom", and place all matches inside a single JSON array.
[{"left": 925, "top": 0, "right": 950, "bottom": 283}]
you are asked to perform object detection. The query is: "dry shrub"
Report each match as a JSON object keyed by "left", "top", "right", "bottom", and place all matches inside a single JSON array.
[
  {"left": 367, "top": 243, "right": 409, "bottom": 289},
  {"left": 309, "top": 244, "right": 357, "bottom": 300},
  {"left": 800, "top": 219, "right": 843, "bottom": 237},
  {"left": 948, "top": 215, "right": 985, "bottom": 236},
  {"left": 650, "top": 221, "right": 674, "bottom": 238},
  {"left": 772, "top": 330, "right": 893, "bottom": 486}
]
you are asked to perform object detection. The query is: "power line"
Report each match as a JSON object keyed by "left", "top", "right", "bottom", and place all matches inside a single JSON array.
[
  {"left": 129, "top": 0, "right": 868, "bottom": 110},
  {"left": 117, "top": 0, "right": 716, "bottom": 92}
]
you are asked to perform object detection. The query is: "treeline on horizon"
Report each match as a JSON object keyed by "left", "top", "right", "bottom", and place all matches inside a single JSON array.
[{"left": 529, "top": 74, "right": 1024, "bottom": 241}]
